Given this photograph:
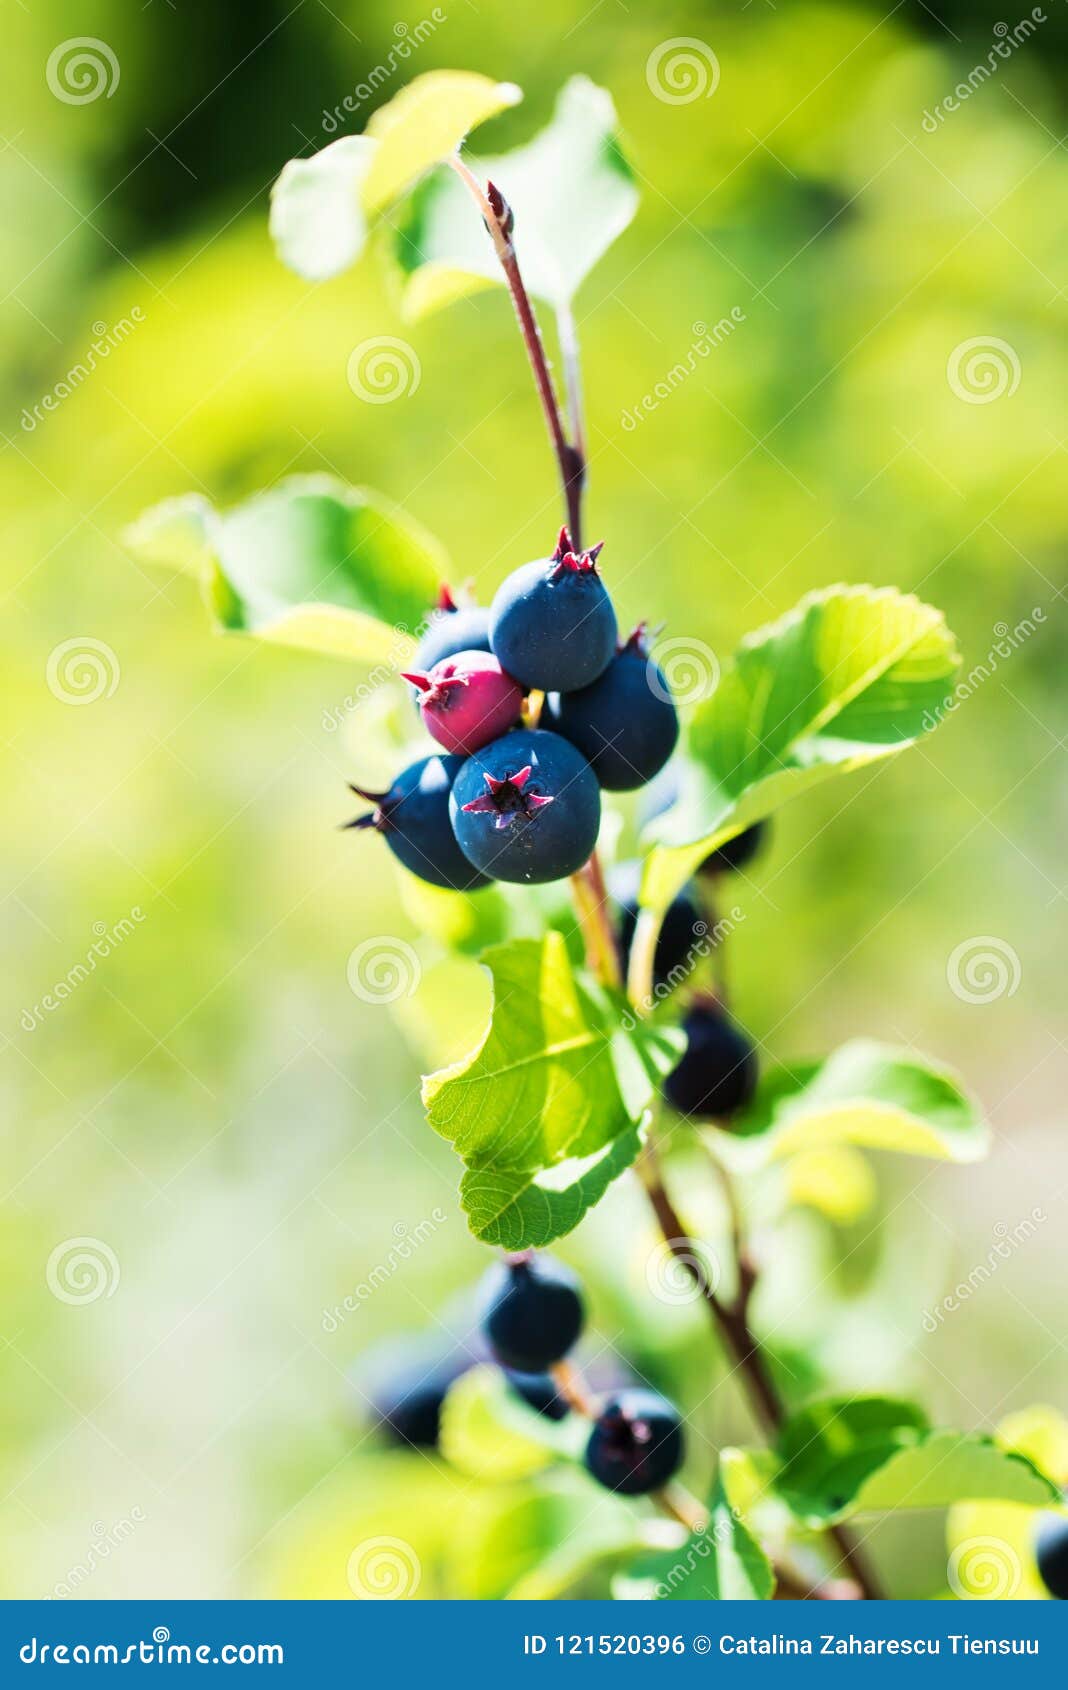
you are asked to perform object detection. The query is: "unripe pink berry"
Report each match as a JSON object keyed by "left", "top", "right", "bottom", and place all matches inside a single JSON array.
[{"left": 402, "top": 650, "right": 524, "bottom": 755}]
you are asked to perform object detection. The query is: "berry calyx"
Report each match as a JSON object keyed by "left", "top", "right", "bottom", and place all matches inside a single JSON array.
[
  {"left": 663, "top": 1000, "right": 759, "bottom": 1120},
  {"left": 1035, "top": 1513, "right": 1068, "bottom": 1599},
  {"left": 584, "top": 1390, "right": 684, "bottom": 1495},
  {"left": 344, "top": 753, "right": 489, "bottom": 892},
  {"left": 412, "top": 585, "right": 493, "bottom": 674},
  {"left": 546, "top": 624, "right": 679, "bottom": 791},
  {"left": 449, "top": 728, "right": 601, "bottom": 884},
  {"left": 480, "top": 1253, "right": 585, "bottom": 1372},
  {"left": 402, "top": 650, "right": 524, "bottom": 755},
  {"left": 489, "top": 532, "right": 618, "bottom": 692}
]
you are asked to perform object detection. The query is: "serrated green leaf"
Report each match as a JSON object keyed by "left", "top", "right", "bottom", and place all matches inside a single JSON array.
[
  {"left": 641, "top": 585, "right": 960, "bottom": 911},
  {"left": 439, "top": 1365, "right": 580, "bottom": 1482},
  {"left": 775, "top": 1398, "right": 1059, "bottom": 1525},
  {"left": 363, "top": 71, "right": 521, "bottom": 212},
  {"left": 634, "top": 1475, "right": 775, "bottom": 1600},
  {"left": 393, "top": 76, "right": 639, "bottom": 314},
  {"left": 269, "top": 136, "right": 376, "bottom": 282},
  {"left": 715, "top": 1041, "right": 988, "bottom": 1170},
  {"left": 422, "top": 933, "right": 683, "bottom": 1247},
  {"left": 125, "top": 475, "right": 444, "bottom": 664}
]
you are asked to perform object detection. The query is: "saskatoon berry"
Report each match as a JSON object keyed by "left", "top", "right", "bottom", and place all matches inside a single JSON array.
[
  {"left": 490, "top": 527, "right": 617, "bottom": 693},
  {"left": 403, "top": 651, "right": 524, "bottom": 756},
  {"left": 584, "top": 1390, "right": 684, "bottom": 1495},
  {"left": 449, "top": 728, "right": 601, "bottom": 885},
  {"left": 480, "top": 1253, "right": 585, "bottom": 1372},
  {"left": 1035, "top": 1513, "right": 1068, "bottom": 1599},
  {"left": 664, "top": 1002, "right": 759, "bottom": 1119},
  {"left": 413, "top": 584, "right": 492, "bottom": 673},
  {"left": 545, "top": 626, "right": 678, "bottom": 791},
  {"left": 609, "top": 859, "right": 704, "bottom": 992},
  {"left": 504, "top": 1368, "right": 570, "bottom": 1422},
  {"left": 344, "top": 753, "right": 489, "bottom": 892},
  {"left": 357, "top": 1336, "right": 473, "bottom": 1449}
]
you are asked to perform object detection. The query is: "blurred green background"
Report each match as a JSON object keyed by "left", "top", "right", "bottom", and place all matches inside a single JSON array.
[{"left": 2, "top": 0, "right": 1065, "bottom": 1599}]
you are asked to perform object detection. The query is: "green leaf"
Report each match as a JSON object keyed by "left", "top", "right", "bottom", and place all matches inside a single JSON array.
[
  {"left": 634, "top": 1476, "right": 775, "bottom": 1600},
  {"left": 453, "top": 1473, "right": 644, "bottom": 1600},
  {"left": 439, "top": 1365, "right": 580, "bottom": 1482},
  {"left": 641, "top": 585, "right": 960, "bottom": 911},
  {"left": 422, "top": 932, "right": 684, "bottom": 1247},
  {"left": 775, "top": 1398, "right": 1059, "bottom": 1525},
  {"left": 269, "top": 136, "right": 376, "bottom": 282},
  {"left": 392, "top": 76, "right": 639, "bottom": 315},
  {"left": 716, "top": 1041, "right": 989, "bottom": 1170},
  {"left": 125, "top": 475, "right": 444, "bottom": 664},
  {"left": 363, "top": 71, "right": 522, "bottom": 211}
]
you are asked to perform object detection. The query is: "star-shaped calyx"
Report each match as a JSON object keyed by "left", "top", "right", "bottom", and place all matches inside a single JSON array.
[
  {"left": 399, "top": 661, "right": 469, "bottom": 708},
  {"left": 460, "top": 765, "right": 555, "bottom": 831},
  {"left": 547, "top": 525, "right": 605, "bottom": 584},
  {"left": 619, "top": 619, "right": 664, "bottom": 657},
  {"left": 341, "top": 782, "right": 395, "bottom": 833}
]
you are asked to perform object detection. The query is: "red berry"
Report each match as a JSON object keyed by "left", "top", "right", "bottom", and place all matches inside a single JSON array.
[{"left": 402, "top": 650, "right": 524, "bottom": 756}]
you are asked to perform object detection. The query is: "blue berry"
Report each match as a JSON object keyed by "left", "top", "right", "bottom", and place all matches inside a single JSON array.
[
  {"left": 356, "top": 1335, "right": 473, "bottom": 1448},
  {"left": 490, "top": 528, "right": 617, "bottom": 692},
  {"left": 414, "top": 585, "right": 492, "bottom": 673},
  {"left": 344, "top": 753, "right": 489, "bottom": 891},
  {"left": 609, "top": 860, "right": 705, "bottom": 992},
  {"left": 449, "top": 729, "right": 601, "bottom": 884},
  {"left": 504, "top": 1369, "right": 570, "bottom": 1421},
  {"left": 584, "top": 1390, "right": 684, "bottom": 1495},
  {"left": 664, "top": 1002, "right": 758, "bottom": 1119},
  {"left": 546, "top": 626, "right": 678, "bottom": 790},
  {"left": 480, "top": 1253, "right": 585, "bottom": 1372},
  {"left": 1036, "top": 1513, "right": 1068, "bottom": 1599}
]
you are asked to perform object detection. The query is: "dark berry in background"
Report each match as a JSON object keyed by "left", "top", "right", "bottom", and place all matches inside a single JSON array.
[
  {"left": 450, "top": 728, "right": 601, "bottom": 884},
  {"left": 413, "top": 586, "right": 493, "bottom": 673},
  {"left": 490, "top": 528, "right": 617, "bottom": 693},
  {"left": 702, "top": 820, "right": 768, "bottom": 876},
  {"left": 664, "top": 1002, "right": 759, "bottom": 1119},
  {"left": 1036, "top": 1513, "right": 1068, "bottom": 1599},
  {"left": 504, "top": 1368, "right": 571, "bottom": 1421},
  {"left": 584, "top": 1389, "right": 684, "bottom": 1495},
  {"left": 546, "top": 626, "right": 678, "bottom": 791},
  {"left": 354, "top": 1335, "right": 475, "bottom": 1449},
  {"left": 480, "top": 1253, "right": 585, "bottom": 1372},
  {"left": 344, "top": 753, "right": 489, "bottom": 891},
  {"left": 609, "top": 859, "right": 705, "bottom": 991}
]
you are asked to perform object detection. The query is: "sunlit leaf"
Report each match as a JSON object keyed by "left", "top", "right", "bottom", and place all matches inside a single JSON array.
[
  {"left": 269, "top": 136, "right": 377, "bottom": 282},
  {"left": 126, "top": 474, "right": 444, "bottom": 663},
  {"left": 393, "top": 76, "right": 639, "bottom": 313},
  {"left": 633, "top": 1475, "right": 775, "bottom": 1599},
  {"left": 439, "top": 1365, "right": 579, "bottom": 1482},
  {"left": 641, "top": 585, "right": 960, "bottom": 911},
  {"left": 363, "top": 71, "right": 521, "bottom": 211}
]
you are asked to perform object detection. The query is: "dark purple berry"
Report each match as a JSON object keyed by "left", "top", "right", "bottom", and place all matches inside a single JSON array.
[
  {"left": 584, "top": 1389, "right": 684, "bottom": 1495},
  {"left": 609, "top": 859, "right": 705, "bottom": 992},
  {"left": 403, "top": 651, "right": 524, "bottom": 755},
  {"left": 545, "top": 625, "right": 678, "bottom": 790},
  {"left": 480, "top": 1253, "right": 585, "bottom": 1372},
  {"left": 449, "top": 728, "right": 601, "bottom": 884},
  {"left": 413, "top": 584, "right": 493, "bottom": 673},
  {"left": 664, "top": 1002, "right": 758, "bottom": 1120},
  {"left": 344, "top": 753, "right": 489, "bottom": 892},
  {"left": 504, "top": 1369, "right": 570, "bottom": 1421},
  {"left": 490, "top": 528, "right": 617, "bottom": 693},
  {"left": 355, "top": 1335, "right": 473, "bottom": 1449},
  {"left": 1036, "top": 1513, "right": 1068, "bottom": 1599}
]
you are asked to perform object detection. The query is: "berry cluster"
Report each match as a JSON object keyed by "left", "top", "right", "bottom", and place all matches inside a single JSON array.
[
  {"left": 363, "top": 1252, "right": 686, "bottom": 1498},
  {"left": 348, "top": 529, "right": 678, "bottom": 889}
]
